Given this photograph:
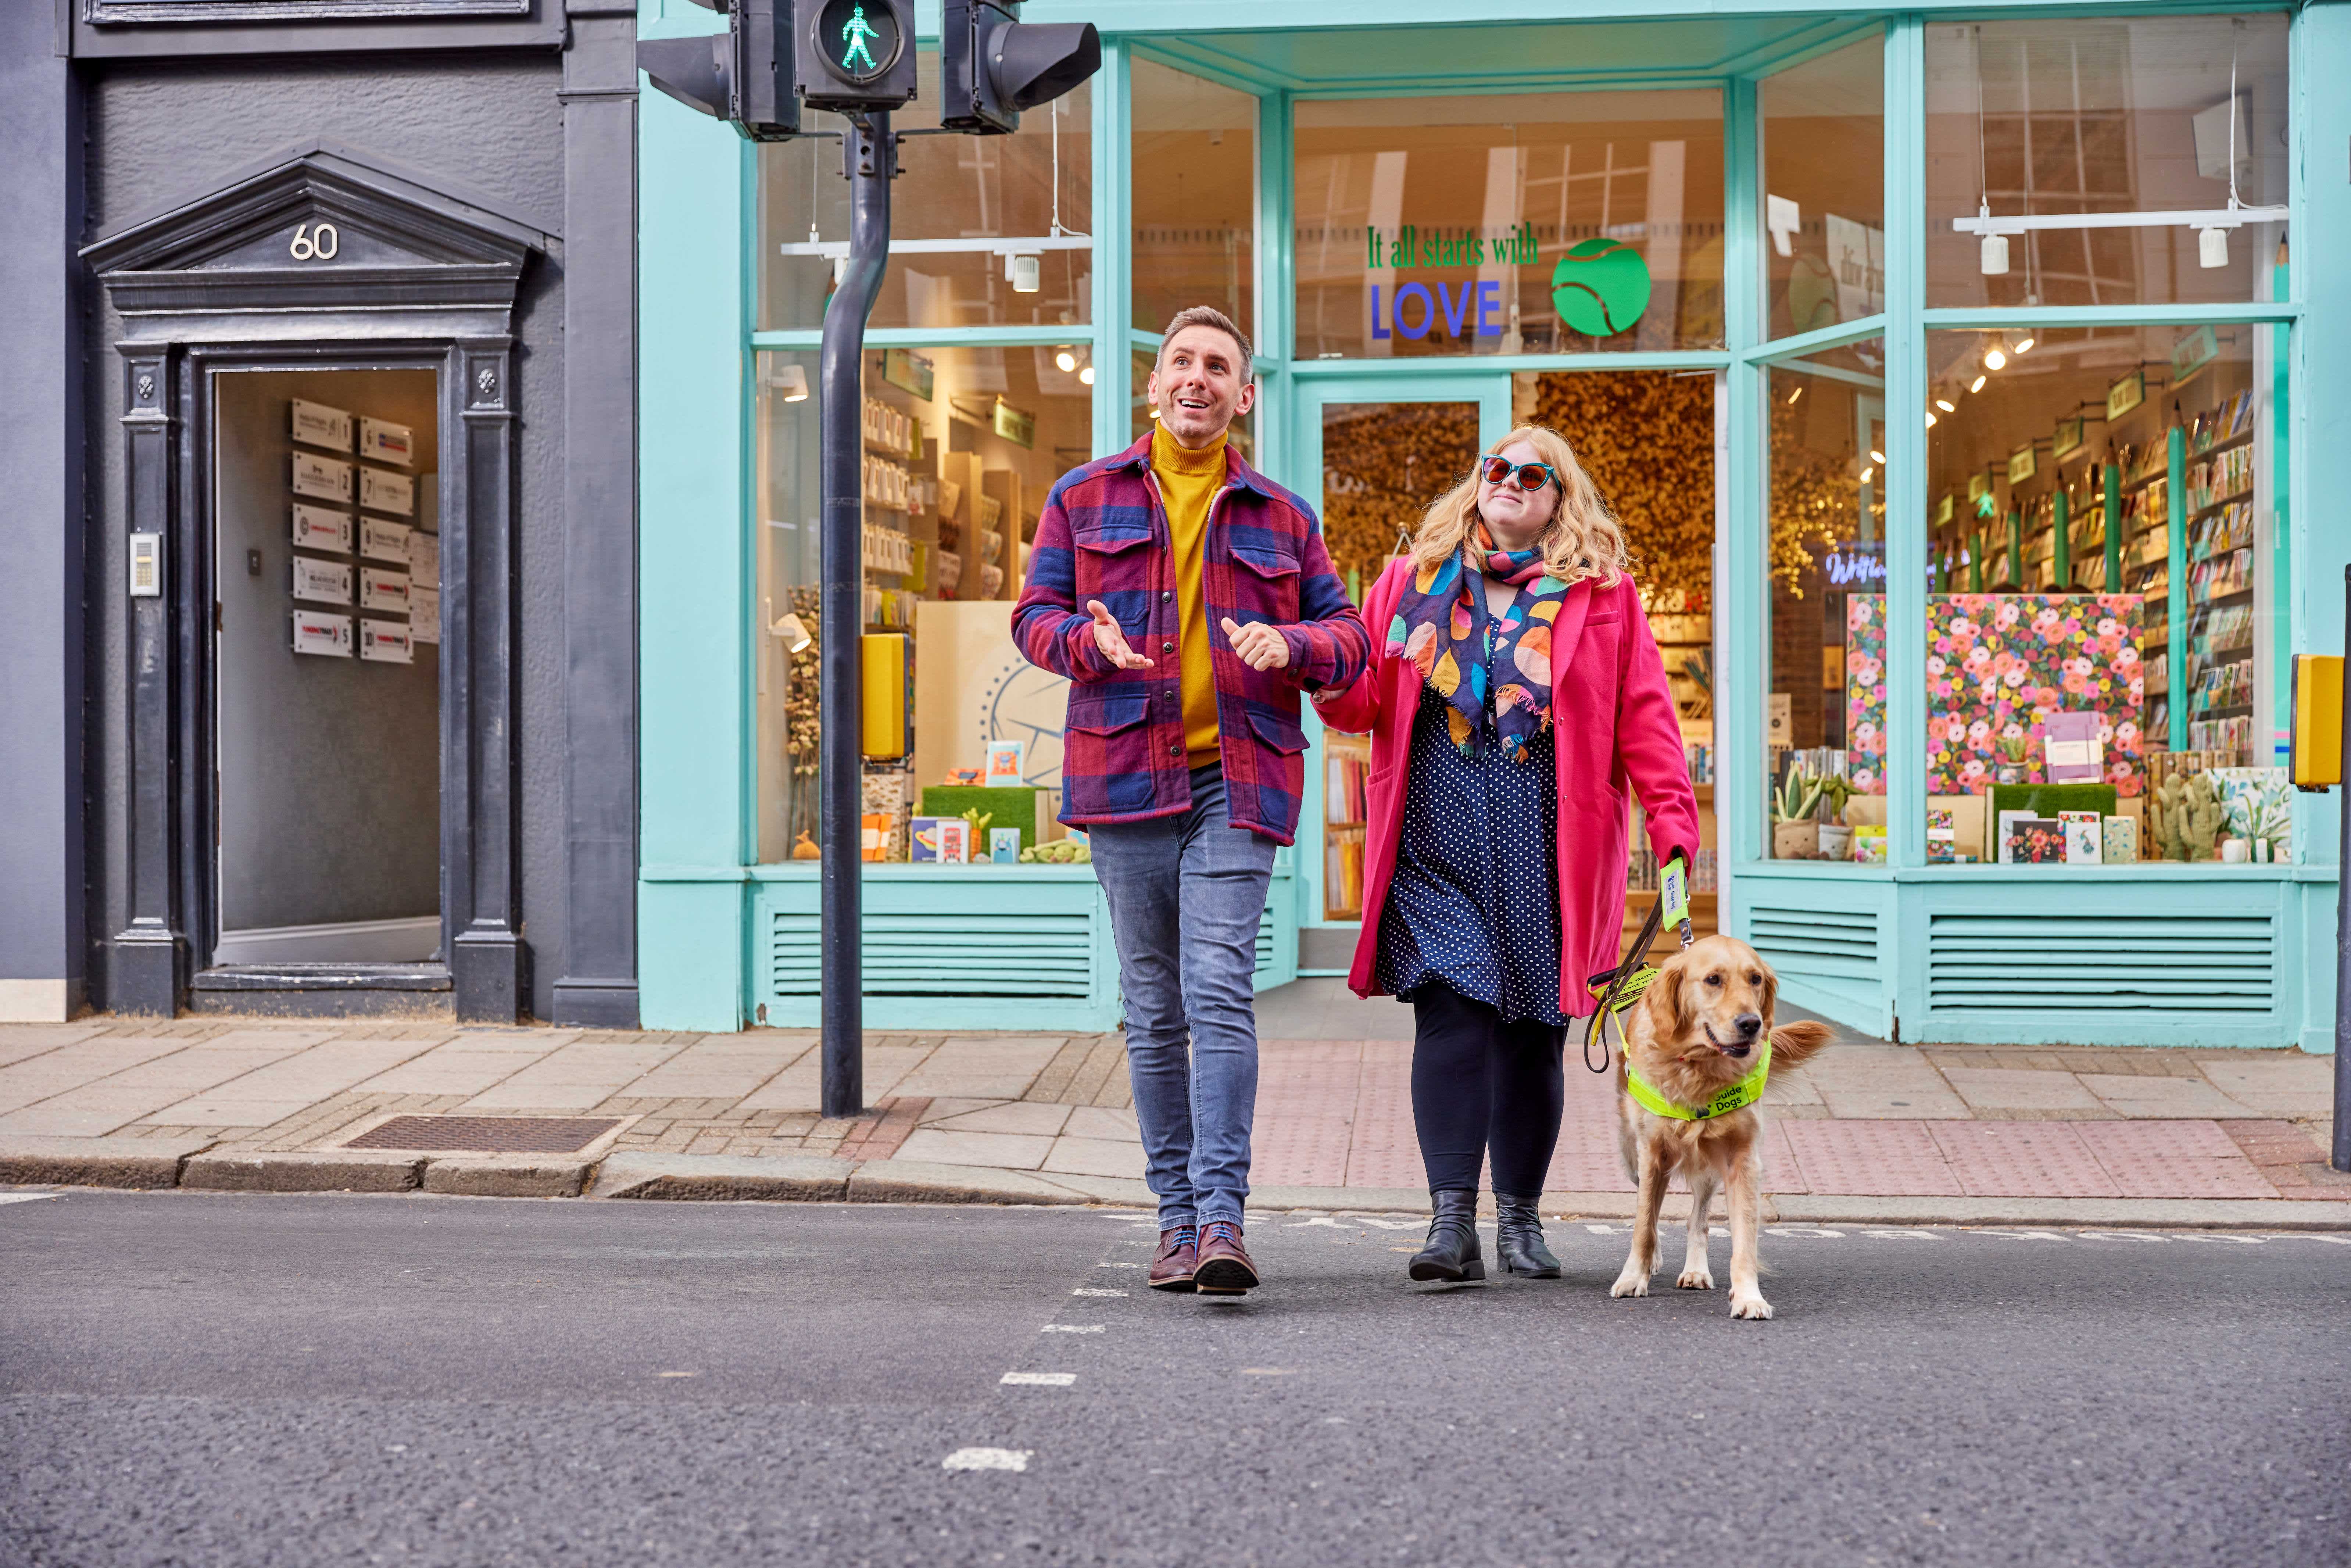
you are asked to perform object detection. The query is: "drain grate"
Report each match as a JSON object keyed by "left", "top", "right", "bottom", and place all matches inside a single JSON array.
[{"left": 343, "top": 1115, "right": 622, "bottom": 1154}]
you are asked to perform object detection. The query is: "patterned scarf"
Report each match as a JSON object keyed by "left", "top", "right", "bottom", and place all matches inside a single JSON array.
[{"left": 1385, "top": 520, "right": 1570, "bottom": 762}]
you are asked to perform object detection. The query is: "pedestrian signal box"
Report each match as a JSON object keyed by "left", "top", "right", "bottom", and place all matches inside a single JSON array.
[
  {"left": 2290, "top": 654, "right": 2341, "bottom": 791},
  {"left": 800, "top": 0, "right": 917, "bottom": 112}
]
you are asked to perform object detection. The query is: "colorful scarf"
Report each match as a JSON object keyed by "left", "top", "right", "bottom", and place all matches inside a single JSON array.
[{"left": 1385, "top": 521, "right": 1570, "bottom": 762}]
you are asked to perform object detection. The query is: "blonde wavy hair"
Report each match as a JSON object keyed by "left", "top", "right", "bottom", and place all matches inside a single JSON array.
[{"left": 1408, "top": 425, "right": 1630, "bottom": 589}]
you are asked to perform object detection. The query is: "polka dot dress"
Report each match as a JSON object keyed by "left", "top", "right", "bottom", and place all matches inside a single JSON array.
[{"left": 1375, "top": 638, "right": 1565, "bottom": 1027}]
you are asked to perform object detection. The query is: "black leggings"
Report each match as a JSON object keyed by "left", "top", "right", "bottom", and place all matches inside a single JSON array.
[{"left": 1409, "top": 982, "right": 1567, "bottom": 1195}]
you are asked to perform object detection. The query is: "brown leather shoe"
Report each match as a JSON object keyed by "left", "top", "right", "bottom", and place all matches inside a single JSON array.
[
  {"left": 1192, "top": 1219, "right": 1259, "bottom": 1295},
  {"left": 1149, "top": 1225, "right": 1198, "bottom": 1292}
]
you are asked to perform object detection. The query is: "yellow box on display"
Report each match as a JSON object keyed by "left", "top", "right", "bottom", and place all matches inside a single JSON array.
[
  {"left": 862, "top": 632, "right": 912, "bottom": 760},
  {"left": 2290, "top": 654, "right": 2342, "bottom": 789}
]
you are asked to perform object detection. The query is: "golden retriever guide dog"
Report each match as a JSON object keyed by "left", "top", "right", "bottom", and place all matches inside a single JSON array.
[{"left": 1610, "top": 935, "right": 1834, "bottom": 1320}]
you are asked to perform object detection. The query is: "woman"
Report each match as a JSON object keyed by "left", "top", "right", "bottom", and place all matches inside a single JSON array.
[{"left": 1312, "top": 426, "right": 1699, "bottom": 1283}]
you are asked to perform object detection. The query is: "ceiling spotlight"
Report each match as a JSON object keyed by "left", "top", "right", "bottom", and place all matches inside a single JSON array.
[
  {"left": 1926, "top": 411, "right": 1937, "bottom": 427},
  {"left": 1970, "top": 374, "right": 1987, "bottom": 393},
  {"left": 1869, "top": 449, "right": 1887, "bottom": 465},
  {"left": 2013, "top": 337, "right": 2035, "bottom": 355},
  {"left": 1935, "top": 398, "right": 1956, "bottom": 413},
  {"left": 769, "top": 364, "right": 810, "bottom": 403},
  {"left": 1981, "top": 233, "right": 2010, "bottom": 276},
  {"left": 1008, "top": 254, "right": 1042, "bottom": 293},
  {"left": 769, "top": 612, "right": 812, "bottom": 654},
  {"left": 1860, "top": 466, "right": 1875, "bottom": 484},
  {"left": 1055, "top": 349, "right": 1078, "bottom": 373},
  {"left": 1078, "top": 365, "right": 1094, "bottom": 386},
  {"left": 2198, "top": 226, "right": 2229, "bottom": 269},
  {"left": 1788, "top": 387, "right": 1804, "bottom": 404}
]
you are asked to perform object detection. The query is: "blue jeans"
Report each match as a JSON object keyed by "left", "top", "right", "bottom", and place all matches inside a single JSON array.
[{"left": 1088, "top": 764, "right": 1275, "bottom": 1231}]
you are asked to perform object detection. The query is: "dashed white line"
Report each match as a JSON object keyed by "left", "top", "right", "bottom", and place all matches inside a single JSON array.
[
  {"left": 1041, "top": 1324, "right": 1104, "bottom": 1333},
  {"left": 944, "top": 1448, "right": 1032, "bottom": 1471},
  {"left": 1071, "top": 1287, "right": 1126, "bottom": 1297},
  {"left": 0, "top": 1193, "right": 57, "bottom": 1206},
  {"left": 1001, "top": 1372, "right": 1076, "bottom": 1387},
  {"left": 1095, "top": 1261, "right": 1140, "bottom": 1269}
]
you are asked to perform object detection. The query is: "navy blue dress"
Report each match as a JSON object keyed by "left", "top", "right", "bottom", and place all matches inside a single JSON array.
[{"left": 1374, "top": 590, "right": 1566, "bottom": 1027}]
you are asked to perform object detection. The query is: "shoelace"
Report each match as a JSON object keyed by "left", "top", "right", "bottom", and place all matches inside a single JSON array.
[
  {"left": 1201, "top": 1220, "right": 1241, "bottom": 1248},
  {"left": 1167, "top": 1225, "right": 1198, "bottom": 1249}
]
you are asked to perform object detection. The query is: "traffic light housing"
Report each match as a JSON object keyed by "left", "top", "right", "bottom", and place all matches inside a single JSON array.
[
  {"left": 638, "top": 0, "right": 799, "bottom": 142},
  {"left": 942, "top": 0, "right": 1101, "bottom": 135},
  {"left": 797, "top": 0, "right": 917, "bottom": 114}
]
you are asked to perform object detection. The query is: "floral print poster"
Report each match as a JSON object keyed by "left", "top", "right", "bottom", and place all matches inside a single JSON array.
[{"left": 1845, "top": 594, "right": 2145, "bottom": 797}]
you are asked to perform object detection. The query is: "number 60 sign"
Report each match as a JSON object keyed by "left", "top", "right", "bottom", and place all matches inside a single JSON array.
[{"left": 289, "top": 222, "right": 341, "bottom": 261}]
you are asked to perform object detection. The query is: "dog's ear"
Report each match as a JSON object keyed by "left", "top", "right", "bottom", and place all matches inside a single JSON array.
[
  {"left": 1645, "top": 950, "right": 1693, "bottom": 1044},
  {"left": 1768, "top": 1019, "right": 1836, "bottom": 1072},
  {"left": 1759, "top": 962, "right": 1780, "bottom": 1030}
]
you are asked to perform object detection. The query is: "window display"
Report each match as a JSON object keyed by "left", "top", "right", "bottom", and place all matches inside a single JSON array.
[
  {"left": 1761, "top": 35, "right": 1884, "bottom": 340},
  {"left": 1925, "top": 15, "right": 2288, "bottom": 310},
  {"left": 1132, "top": 60, "right": 1256, "bottom": 352},
  {"left": 1764, "top": 341, "right": 1886, "bottom": 864},
  {"left": 752, "top": 345, "right": 1092, "bottom": 866},
  {"left": 1899, "top": 324, "right": 2284, "bottom": 863},
  {"left": 1292, "top": 89, "right": 1725, "bottom": 359},
  {"left": 758, "top": 52, "right": 1091, "bottom": 331}
]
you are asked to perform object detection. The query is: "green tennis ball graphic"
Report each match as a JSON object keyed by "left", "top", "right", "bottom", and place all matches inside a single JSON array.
[{"left": 1550, "top": 238, "right": 1652, "bottom": 337}]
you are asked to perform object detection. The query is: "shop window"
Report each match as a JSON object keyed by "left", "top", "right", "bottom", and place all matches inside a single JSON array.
[
  {"left": 1291, "top": 90, "right": 1725, "bottom": 360},
  {"left": 757, "top": 53, "right": 1092, "bottom": 332},
  {"left": 1925, "top": 15, "right": 2287, "bottom": 310},
  {"left": 1910, "top": 325, "right": 2284, "bottom": 866},
  {"left": 1761, "top": 34, "right": 1884, "bottom": 340},
  {"left": 1132, "top": 59, "right": 1256, "bottom": 351},
  {"left": 1765, "top": 340, "right": 1887, "bottom": 866},
  {"left": 752, "top": 344, "right": 1093, "bottom": 866}
]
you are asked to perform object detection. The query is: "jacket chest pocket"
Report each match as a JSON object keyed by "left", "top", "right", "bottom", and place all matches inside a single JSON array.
[
  {"left": 1071, "top": 520, "right": 1155, "bottom": 602},
  {"left": 1230, "top": 544, "right": 1301, "bottom": 622}
]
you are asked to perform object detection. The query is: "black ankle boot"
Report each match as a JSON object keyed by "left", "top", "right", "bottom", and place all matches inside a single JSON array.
[
  {"left": 1494, "top": 1193, "right": 1561, "bottom": 1278},
  {"left": 1409, "top": 1189, "right": 1485, "bottom": 1282}
]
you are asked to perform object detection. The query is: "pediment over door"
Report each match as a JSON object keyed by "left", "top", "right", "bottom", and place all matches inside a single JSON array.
[{"left": 83, "top": 142, "right": 556, "bottom": 325}]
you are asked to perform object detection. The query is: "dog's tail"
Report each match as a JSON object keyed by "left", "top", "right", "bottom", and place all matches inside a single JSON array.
[{"left": 1768, "top": 1019, "right": 1835, "bottom": 1073}]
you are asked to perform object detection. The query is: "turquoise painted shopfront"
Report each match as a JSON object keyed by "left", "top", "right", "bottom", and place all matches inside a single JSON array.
[{"left": 638, "top": 0, "right": 2348, "bottom": 1050}]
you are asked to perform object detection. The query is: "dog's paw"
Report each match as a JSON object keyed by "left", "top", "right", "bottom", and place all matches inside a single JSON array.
[
  {"left": 1728, "top": 1289, "right": 1774, "bottom": 1320},
  {"left": 1675, "top": 1266, "right": 1714, "bottom": 1291},
  {"left": 1609, "top": 1263, "right": 1651, "bottom": 1298}
]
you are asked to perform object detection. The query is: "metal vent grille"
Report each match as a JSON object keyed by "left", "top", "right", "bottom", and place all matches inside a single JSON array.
[
  {"left": 343, "top": 1115, "right": 620, "bottom": 1153},
  {"left": 1747, "top": 903, "right": 1881, "bottom": 985},
  {"left": 1927, "top": 912, "right": 2277, "bottom": 1017},
  {"left": 769, "top": 911, "right": 1093, "bottom": 998}
]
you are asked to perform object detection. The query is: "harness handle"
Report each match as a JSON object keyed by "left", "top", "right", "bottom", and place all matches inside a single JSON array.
[{"left": 1581, "top": 854, "right": 1695, "bottom": 1075}]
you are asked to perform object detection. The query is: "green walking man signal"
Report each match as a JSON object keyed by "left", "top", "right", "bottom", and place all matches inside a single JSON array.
[{"left": 838, "top": 3, "right": 879, "bottom": 72}]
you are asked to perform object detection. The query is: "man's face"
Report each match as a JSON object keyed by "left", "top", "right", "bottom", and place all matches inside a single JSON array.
[{"left": 1148, "top": 325, "right": 1255, "bottom": 449}]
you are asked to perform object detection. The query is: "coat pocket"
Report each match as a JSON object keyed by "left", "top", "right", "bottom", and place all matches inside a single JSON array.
[
  {"left": 1230, "top": 544, "right": 1302, "bottom": 621},
  {"left": 1064, "top": 691, "right": 1157, "bottom": 814}
]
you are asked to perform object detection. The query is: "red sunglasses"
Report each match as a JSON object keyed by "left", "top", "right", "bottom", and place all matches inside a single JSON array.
[{"left": 1480, "top": 455, "right": 1557, "bottom": 492}]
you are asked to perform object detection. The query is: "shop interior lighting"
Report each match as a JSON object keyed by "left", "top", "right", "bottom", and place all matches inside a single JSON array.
[
  {"left": 1007, "top": 254, "right": 1042, "bottom": 293},
  {"left": 2013, "top": 337, "right": 2035, "bottom": 355},
  {"left": 1860, "top": 466, "right": 1875, "bottom": 484},
  {"left": 1055, "top": 349, "right": 1078, "bottom": 373},
  {"left": 769, "top": 612, "right": 812, "bottom": 653},
  {"left": 767, "top": 364, "right": 810, "bottom": 403},
  {"left": 1983, "top": 343, "right": 2007, "bottom": 371},
  {"left": 1925, "top": 411, "right": 1937, "bottom": 428},
  {"left": 1787, "top": 386, "right": 1804, "bottom": 405},
  {"left": 1935, "top": 398, "right": 1957, "bottom": 413},
  {"left": 1869, "top": 449, "right": 1887, "bottom": 464},
  {"left": 1078, "top": 365, "right": 1094, "bottom": 386},
  {"left": 1969, "top": 374, "right": 1987, "bottom": 393}
]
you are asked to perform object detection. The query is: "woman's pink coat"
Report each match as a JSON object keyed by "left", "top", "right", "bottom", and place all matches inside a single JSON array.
[{"left": 1313, "top": 559, "right": 1702, "bottom": 1020}]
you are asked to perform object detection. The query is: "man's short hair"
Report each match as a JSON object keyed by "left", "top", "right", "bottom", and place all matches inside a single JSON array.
[{"left": 1157, "top": 306, "right": 1253, "bottom": 380}]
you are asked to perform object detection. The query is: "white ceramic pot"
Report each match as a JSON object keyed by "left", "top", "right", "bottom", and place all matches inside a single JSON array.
[{"left": 1818, "top": 824, "right": 1853, "bottom": 860}]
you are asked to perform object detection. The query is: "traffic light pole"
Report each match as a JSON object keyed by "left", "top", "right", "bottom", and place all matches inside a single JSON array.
[{"left": 819, "top": 113, "right": 894, "bottom": 1121}]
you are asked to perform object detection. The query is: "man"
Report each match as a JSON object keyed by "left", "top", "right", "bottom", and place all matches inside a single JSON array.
[{"left": 1013, "top": 307, "right": 1369, "bottom": 1297}]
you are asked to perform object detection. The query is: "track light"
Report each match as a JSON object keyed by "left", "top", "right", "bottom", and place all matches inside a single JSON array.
[
  {"left": 1926, "top": 411, "right": 1937, "bottom": 428},
  {"left": 1078, "top": 365, "right": 1094, "bottom": 385},
  {"left": 1970, "top": 375, "right": 1987, "bottom": 393},
  {"left": 770, "top": 612, "right": 812, "bottom": 653},
  {"left": 1788, "top": 387, "right": 1804, "bottom": 404},
  {"left": 1936, "top": 398, "right": 1956, "bottom": 413},
  {"left": 1860, "top": 466, "right": 1875, "bottom": 484},
  {"left": 2198, "top": 226, "right": 2229, "bottom": 268},
  {"left": 2013, "top": 337, "right": 2034, "bottom": 355},
  {"left": 1981, "top": 233, "right": 2010, "bottom": 276},
  {"left": 1983, "top": 346, "right": 2007, "bottom": 371},
  {"left": 1055, "top": 349, "right": 1078, "bottom": 372},
  {"left": 1008, "top": 254, "right": 1041, "bottom": 293},
  {"left": 1869, "top": 449, "right": 1887, "bottom": 465}
]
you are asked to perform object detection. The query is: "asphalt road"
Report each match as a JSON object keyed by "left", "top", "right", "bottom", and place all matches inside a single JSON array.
[{"left": 2, "top": 1192, "right": 2345, "bottom": 1568}]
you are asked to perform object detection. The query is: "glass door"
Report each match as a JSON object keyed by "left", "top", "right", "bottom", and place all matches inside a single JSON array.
[{"left": 1296, "top": 377, "right": 1511, "bottom": 937}]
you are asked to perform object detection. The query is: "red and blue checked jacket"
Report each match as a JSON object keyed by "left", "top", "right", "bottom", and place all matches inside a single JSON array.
[{"left": 1012, "top": 432, "right": 1370, "bottom": 844}]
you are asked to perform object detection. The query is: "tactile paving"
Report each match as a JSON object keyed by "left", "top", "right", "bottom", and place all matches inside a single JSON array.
[
  {"left": 1927, "top": 1121, "right": 2121, "bottom": 1199},
  {"left": 1778, "top": 1120, "right": 1958, "bottom": 1196},
  {"left": 2073, "top": 1120, "right": 2280, "bottom": 1199}
]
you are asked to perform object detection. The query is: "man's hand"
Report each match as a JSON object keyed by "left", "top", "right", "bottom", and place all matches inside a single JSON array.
[
  {"left": 1221, "top": 617, "right": 1291, "bottom": 672},
  {"left": 1086, "top": 601, "right": 1155, "bottom": 670}
]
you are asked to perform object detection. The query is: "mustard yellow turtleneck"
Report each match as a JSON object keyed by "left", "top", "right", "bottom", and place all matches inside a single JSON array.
[{"left": 1151, "top": 422, "right": 1228, "bottom": 766}]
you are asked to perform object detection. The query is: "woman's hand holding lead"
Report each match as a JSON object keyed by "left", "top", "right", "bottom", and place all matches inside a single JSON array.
[{"left": 1221, "top": 616, "right": 1291, "bottom": 671}]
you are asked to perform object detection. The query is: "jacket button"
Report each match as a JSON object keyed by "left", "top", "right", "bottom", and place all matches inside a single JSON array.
[
  {"left": 1162, "top": 641, "right": 1174, "bottom": 654},
  {"left": 1161, "top": 591, "right": 1172, "bottom": 602},
  {"left": 1167, "top": 742, "right": 1181, "bottom": 756}
]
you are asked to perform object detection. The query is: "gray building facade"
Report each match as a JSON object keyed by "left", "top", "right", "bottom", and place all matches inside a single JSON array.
[{"left": 0, "top": 0, "right": 641, "bottom": 1026}]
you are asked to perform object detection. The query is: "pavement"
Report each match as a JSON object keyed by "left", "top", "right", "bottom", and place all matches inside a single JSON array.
[
  {"left": 0, "top": 979, "right": 2343, "bottom": 1225},
  {"left": 3, "top": 1192, "right": 2348, "bottom": 1567}
]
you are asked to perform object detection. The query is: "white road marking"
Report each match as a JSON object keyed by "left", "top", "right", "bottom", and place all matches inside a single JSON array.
[
  {"left": 1095, "top": 1261, "right": 1140, "bottom": 1269},
  {"left": 1765, "top": 1227, "right": 1844, "bottom": 1238},
  {"left": 1041, "top": 1324, "right": 1104, "bottom": 1333},
  {"left": 2266, "top": 1232, "right": 2351, "bottom": 1244},
  {"left": 1001, "top": 1372, "right": 1076, "bottom": 1387},
  {"left": 2173, "top": 1232, "right": 2266, "bottom": 1244},
  {"left": 944, "top": 1448, "right": 1032, "bottom": 1472},
  {"left": 0, "top": 1193, "right": 57, "bottom": 1206},
  {"left": 655, "top": 1371, "right": 697, "bottom": 1378},
  {"left": 1071, "top": 1287, "right": 1125, "bottom": 1297},
  {"left": 2075, "top": 1231, "right": 2169, "bottom": 1242},
  {"left": 1974, "top": 1230, "right": 2067, "bottom": 1241},
  {"left": 1858, "top": 1228, "right": 1942, "bottom": 1241}
]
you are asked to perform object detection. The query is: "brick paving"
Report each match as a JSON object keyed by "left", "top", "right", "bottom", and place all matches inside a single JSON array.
[{"left": 0, "top": 1008, "right": 2339, "bottom": 1202}]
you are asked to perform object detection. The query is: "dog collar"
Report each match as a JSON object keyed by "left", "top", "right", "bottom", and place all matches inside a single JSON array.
[{"left": 1624, "top": 1040, "right": 1772, "bottom": 1122}]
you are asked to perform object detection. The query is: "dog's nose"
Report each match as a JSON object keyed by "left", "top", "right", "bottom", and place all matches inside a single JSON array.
[{"left": 1734, "top": 1012, "right": 1763, "bottom": 1040}]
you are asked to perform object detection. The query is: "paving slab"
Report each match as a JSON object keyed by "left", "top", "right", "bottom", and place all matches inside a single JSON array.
[
  {"left": 893, "top": 1127, "right": 1054, "bottom": 1170},
  {"left": 2196, "top": 1055, "right": 2337, "bottom": 1116},
  {"left": 1063, "top": 1106, "right": 1139, "bottom": 1141},
  {"left": 740, "top": 1042, "right": 928, "bottom": 1111},
  {"left": 1942, "top": 1067, "right": 2106, "bottom": 1114},
  {"left": 2080, "top": 1074, "right": 2263, "bottom": 1120},
  {"left": 355, "top": 1046, "right": 552, "bottom": 1097},
  {"left": 924, "top": 1101, "right": 1073, "bottom": 1136},
  {"left": 0, "top": 1023, "right": 110, "bottom": 1069},
  {"left": 589, "top": 1152, "right": 852, "bottom": 1202},
  {"left": 421, "top": 1155, "right": 593, "bottom": 1198},
  {"left": 0, "top": 1134, "right": 216, "bottom": 1188},
  {"left": 181, "top": 1149, "right": 424, "bottom": 1193},
  {"left": 890, "top": 1038, "right": 1063, "bottom": 1100},
  {"left": 1040, "top": 1134, "right": 1145, "bottom": 1179}
]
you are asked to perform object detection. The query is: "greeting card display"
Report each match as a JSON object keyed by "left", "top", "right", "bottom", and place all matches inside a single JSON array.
[{"left": 2005, "top": 817, "right": 2066, "bottom": 864}]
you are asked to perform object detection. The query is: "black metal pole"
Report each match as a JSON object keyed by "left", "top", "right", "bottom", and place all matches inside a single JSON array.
[
  {"left": 2334, "top": 565, "right": 2349, "bottom": 1171},
  {"left": 819, "top": 114, "right": 892, "bottom": 1121}
]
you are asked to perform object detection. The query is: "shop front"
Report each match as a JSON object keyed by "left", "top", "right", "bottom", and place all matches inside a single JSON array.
[{"left": 638, "top": 2, "right": 2345, "bottom": 1050}]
